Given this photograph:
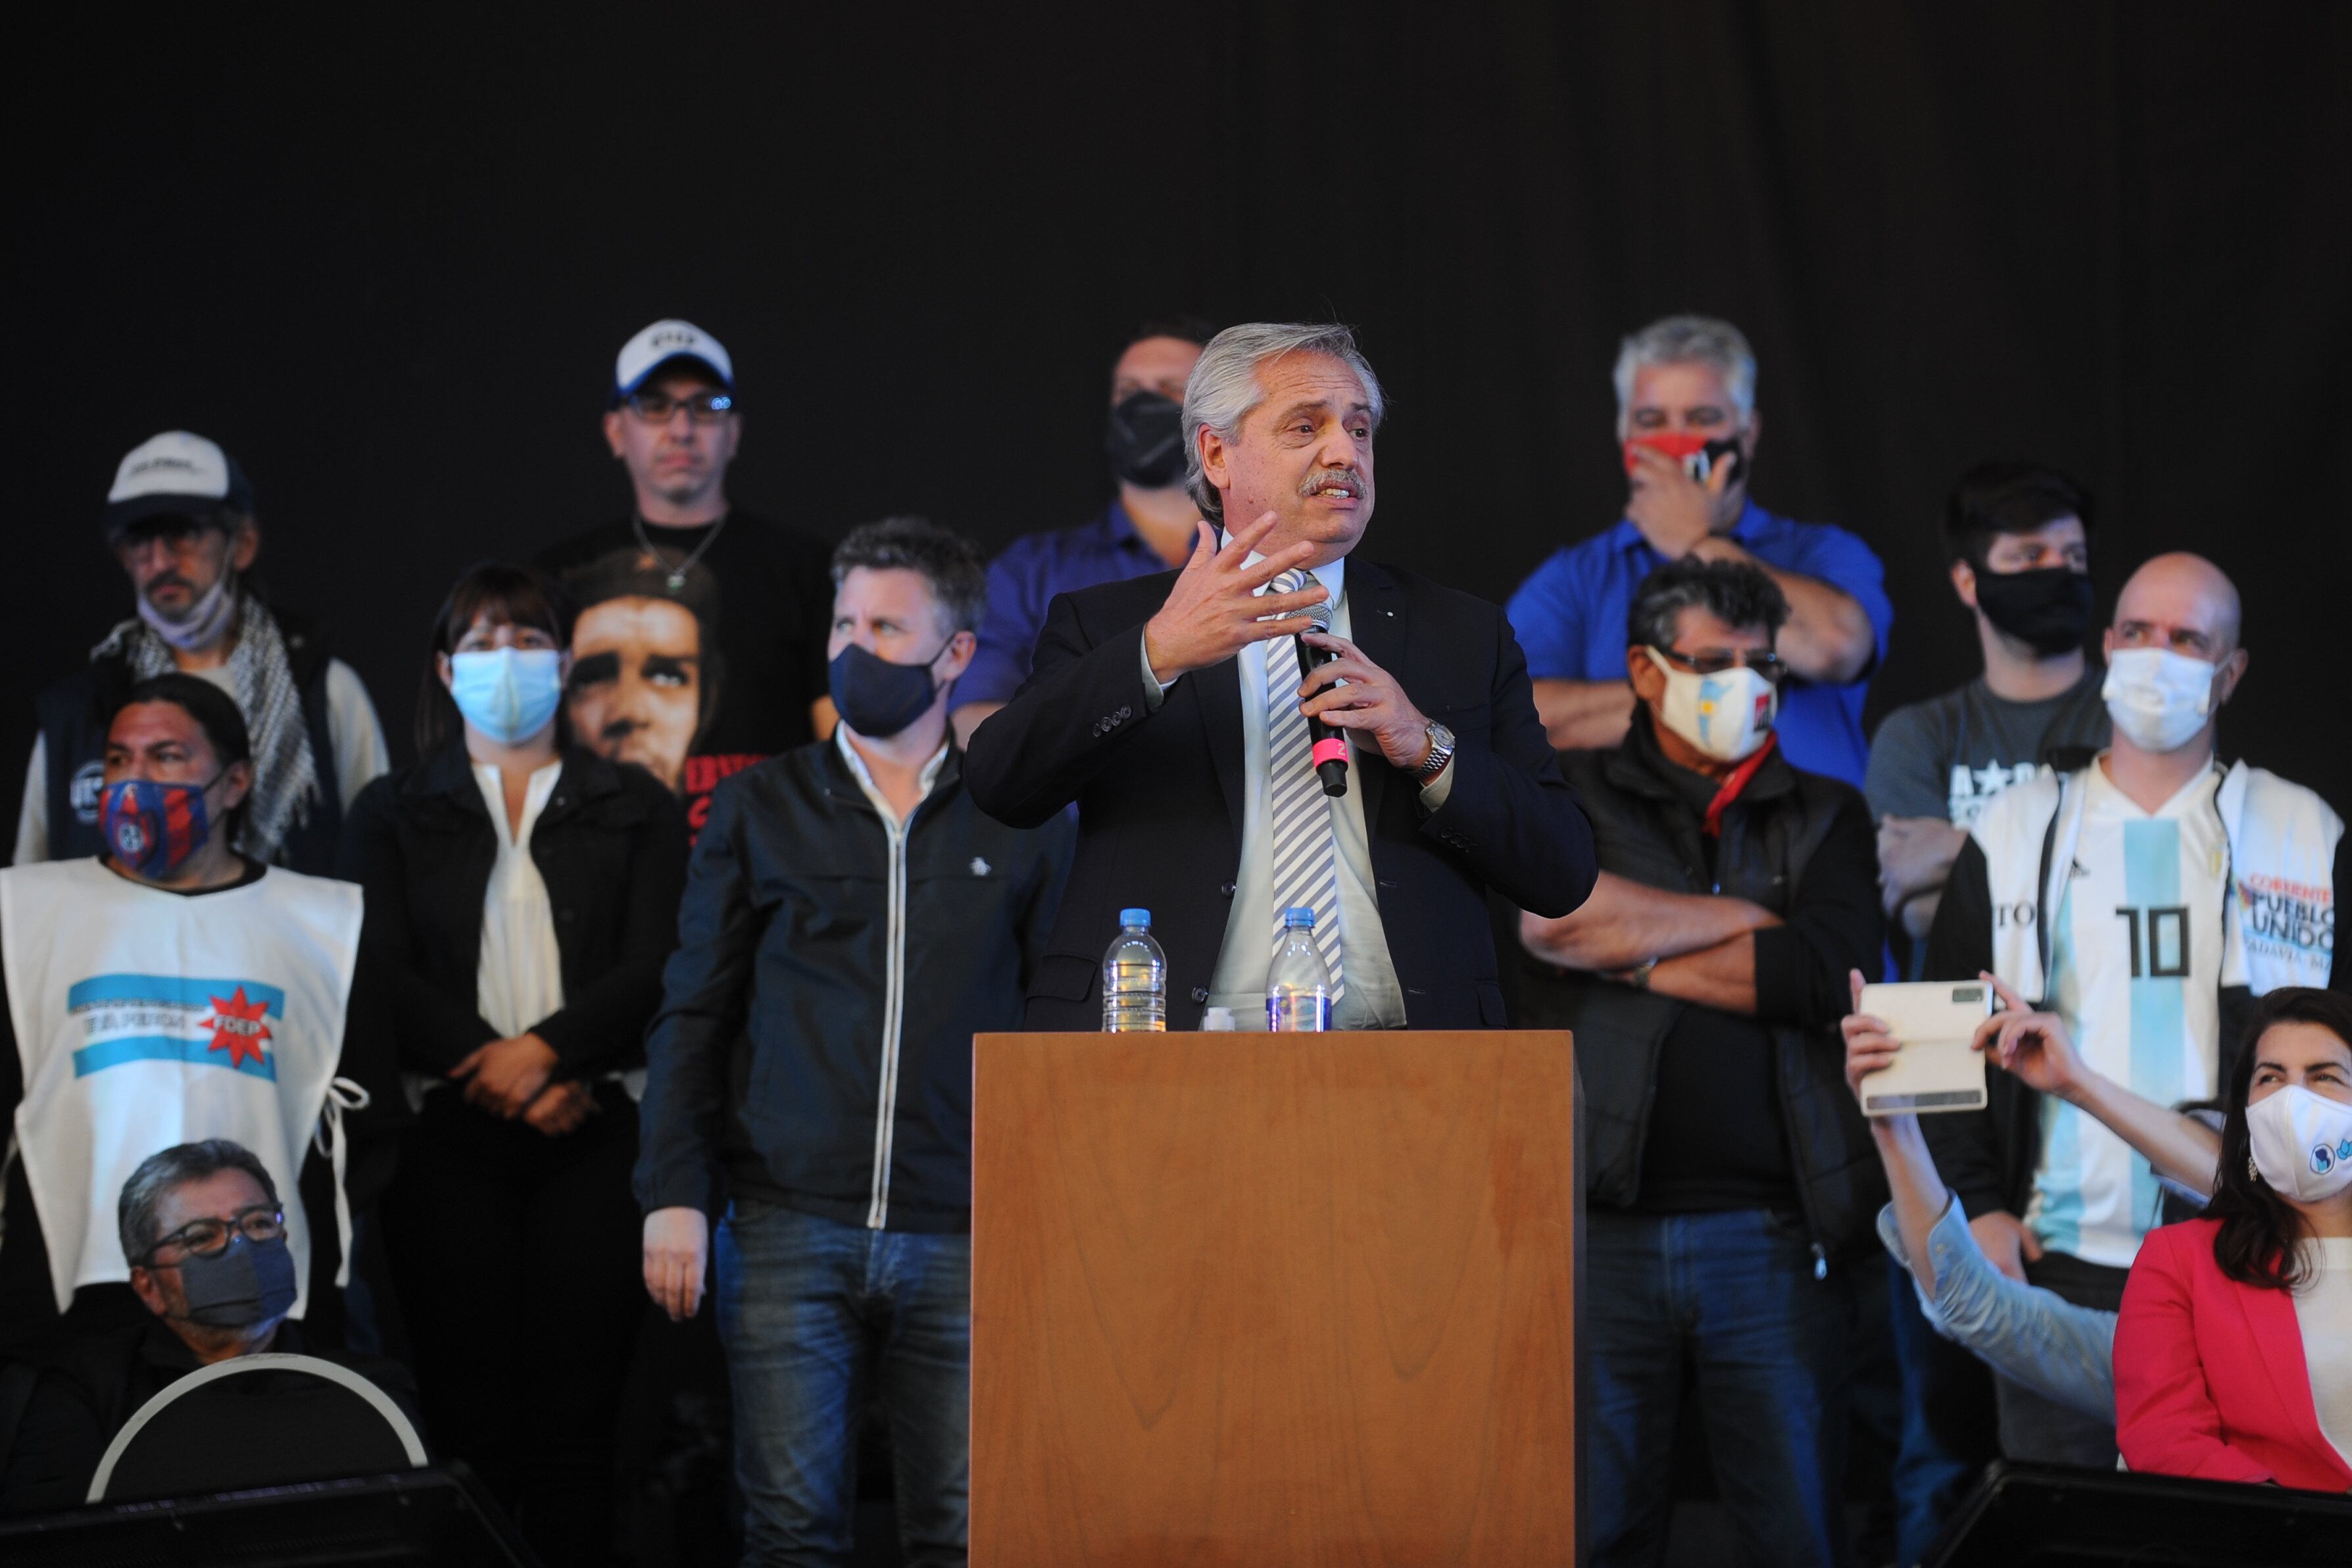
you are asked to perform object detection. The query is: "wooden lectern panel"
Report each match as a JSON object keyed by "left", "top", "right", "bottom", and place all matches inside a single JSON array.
[{"left": 972, "top": 1030, "right": 1577, "bottom": 1567}]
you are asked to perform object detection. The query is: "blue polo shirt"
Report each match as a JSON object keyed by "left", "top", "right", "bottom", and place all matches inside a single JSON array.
[
  {"left": 960, "top": 500, "right": 1173, "bottom": 707},
  {"left": 1506, "top": 499, "right": 1892, "bottom": 787}
]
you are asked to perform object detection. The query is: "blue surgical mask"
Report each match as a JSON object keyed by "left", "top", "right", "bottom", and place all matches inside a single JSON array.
[{"left": 449, "top": 648, "right": 564, "bottom": 745}]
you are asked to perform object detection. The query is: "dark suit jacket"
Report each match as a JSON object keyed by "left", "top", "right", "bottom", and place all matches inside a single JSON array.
[{"left": 962, "top": 555, "right": 1598, "bottom": 1030}]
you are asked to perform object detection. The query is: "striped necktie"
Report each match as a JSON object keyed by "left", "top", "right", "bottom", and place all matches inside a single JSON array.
[{"left": 1263, "top": 569, "right": 1344, "bottom": 999}]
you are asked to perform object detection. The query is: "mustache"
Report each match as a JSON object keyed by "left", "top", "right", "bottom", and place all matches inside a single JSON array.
[
  {"left": 1297, "top": 467, "right": 1366, "bottom": 499},
  {"left": 144, "top": 573, "right": 196, "bottom": 597}
]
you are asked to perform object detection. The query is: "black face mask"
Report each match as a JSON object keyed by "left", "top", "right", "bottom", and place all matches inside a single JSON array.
[
  {"left": 1974, "top": 565, "right": 2095, "bottom": 656},
  {"left": 1104, "top": 391, "right": 1187, "bottom": 489},
  {"left": 174, "top": 1232, "right": 299, "bottom": 1329},
  {"left": 829, "top": 641, "right": 948, "bottom": 740}
]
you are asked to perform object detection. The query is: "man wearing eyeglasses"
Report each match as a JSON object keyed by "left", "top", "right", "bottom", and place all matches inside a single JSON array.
[
  {"left": 13, "top": 431, "right": 389, "bottom": 875},
  {"left": 0, "top": 1140, "right": 419, "bottom": 1515},
  {"left": 1512, "top": 557, "right": 1884, "bottom": 1566},
  {"left": 539, "top": 319, "right": 839, "bottom": 837}
]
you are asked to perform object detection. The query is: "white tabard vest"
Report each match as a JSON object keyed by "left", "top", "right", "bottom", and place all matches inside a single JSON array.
[
  {"left": 2, "top": 860, "right": 362, "bottom": 1316},
  {"left": 1975, "top": 758, "right": 2340, "bottom": 1003}
]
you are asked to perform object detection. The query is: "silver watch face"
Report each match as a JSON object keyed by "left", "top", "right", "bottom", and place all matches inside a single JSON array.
[{"left": 1421, "top": 721, "right": 1456, "bottom": 775}]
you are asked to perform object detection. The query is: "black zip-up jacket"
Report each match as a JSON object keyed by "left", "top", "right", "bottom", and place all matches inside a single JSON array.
[
  {"left": 634, "top": 739, "right": 1076, "bottom": 1233},
  {"left": 1507, "top": 720, "right": 1887, "bottom": 1263},
  {"left": 335, "top": 745, "right": 689, "bottom": 1076}
]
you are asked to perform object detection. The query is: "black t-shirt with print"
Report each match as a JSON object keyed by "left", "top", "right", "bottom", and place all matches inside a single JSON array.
[{"left": 539, "top": 510, "right": 835, "bottom": 835}]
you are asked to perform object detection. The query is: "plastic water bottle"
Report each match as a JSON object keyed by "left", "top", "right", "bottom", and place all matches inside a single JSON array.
[
  {"left": 1267, "top": 906, "right": 1333, "bottom": 1031},
  {"left": 1102, "top": 908, "right": 1167, "bottom": 1033}
]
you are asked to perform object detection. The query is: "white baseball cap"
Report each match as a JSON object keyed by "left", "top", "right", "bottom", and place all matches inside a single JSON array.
[
  {"left": 103, "top": 431, "right": 255, "bottom": 536},
  {"left": 614, "top": 318, "right": 735, "bottom": 399}
]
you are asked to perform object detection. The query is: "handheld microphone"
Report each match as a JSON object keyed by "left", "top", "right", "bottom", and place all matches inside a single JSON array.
[{"left": 1294, "top": 597, "right": 1348, "bottom": 798}]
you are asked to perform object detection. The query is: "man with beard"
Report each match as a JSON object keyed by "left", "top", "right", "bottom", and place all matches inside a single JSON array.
[
  {"left": 965, "top": 321, "right": 1596, "bottom": 1032},
  {"left": 15, "top": 432, "right": 389, "bottom": 874},
  {"left": 562, "top": 552, "right": 722, "bottom": 810},
  {"left": 951, "top": 317, "right": 1215, "bottom": 748},
  {"left": 540, "top": 319, "right": 837, "bottom": 826}
]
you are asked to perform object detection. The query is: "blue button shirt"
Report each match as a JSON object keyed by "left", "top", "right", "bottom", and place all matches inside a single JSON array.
[
  {"left": 1505, "top": 499, "right": 1892, "bottom": 786},
  {"left": 960, "top": 501, "right": 1173, "bottom": 706}
]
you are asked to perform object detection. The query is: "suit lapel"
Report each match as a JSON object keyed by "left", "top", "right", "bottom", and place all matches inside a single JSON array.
[
  {"left": 1346, "top": 558, "right": 1407, "bottom": 830},
  {"left": 1190, "top": 652, "right": 1247, "bottom": 868}
]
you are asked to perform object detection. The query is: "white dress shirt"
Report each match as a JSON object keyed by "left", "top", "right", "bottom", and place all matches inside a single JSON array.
[
  {"left": 1142, "top": 556, "right": 1452, "bottom": 1030},
  {"left": 471, "top": 760, "right": 565, "bottom": 1040}
]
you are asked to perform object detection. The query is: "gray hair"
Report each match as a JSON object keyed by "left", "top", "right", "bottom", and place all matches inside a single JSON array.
[
  {"left": 1611, "top": 314, "right": 1757, "bottom": 436},
  {"left": 118, "top": 1139, "right": 279, "bottom": 1265},
  {"left": 1181, "top": 322, "right": 1386, "bottom": 522},
  {"left": 1627, "top": 557, "right": 1788, "bottom": 650}
]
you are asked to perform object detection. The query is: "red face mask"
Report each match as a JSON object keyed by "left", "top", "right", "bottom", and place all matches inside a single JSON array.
[{"left": 1623, "top": 430, "right": 1725, "bottom": 479}]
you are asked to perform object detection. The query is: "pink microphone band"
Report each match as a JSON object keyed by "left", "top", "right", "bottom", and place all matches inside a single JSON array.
[{"left": 1311, "top": 737, "right": 1349, "bottom": 769}]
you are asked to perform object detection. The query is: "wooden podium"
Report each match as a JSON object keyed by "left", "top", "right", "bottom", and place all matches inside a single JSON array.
[{"left": 971, "top": 1029, "right": 1578, "bottom": 1566}]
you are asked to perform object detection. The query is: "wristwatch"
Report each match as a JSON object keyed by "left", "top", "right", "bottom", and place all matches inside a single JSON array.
[
  {"left": 1628, "top": 957, "right": 1659, "bottom": 990},
  {"left": 1415, "top": 720, "right": 1456, "bottom": 783}
]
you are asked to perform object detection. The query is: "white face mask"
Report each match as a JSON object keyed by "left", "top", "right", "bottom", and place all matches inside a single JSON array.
[
  {"left": 1644, "top": 648, "right": 1776, "bottom": 763},
  {"left": 2247, "top": 1083, "right": 2352, "bottom": 1203},
  {"left": 2101, "top": 645, "right": 2220, "bottom": 754}
]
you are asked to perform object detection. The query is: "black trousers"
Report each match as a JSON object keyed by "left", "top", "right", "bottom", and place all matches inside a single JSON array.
[{"left": 381, "top": 1082, "right": 642, "bottom": 1565}]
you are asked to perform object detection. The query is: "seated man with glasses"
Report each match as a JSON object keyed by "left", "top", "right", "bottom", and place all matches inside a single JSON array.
[
  {"left": 539, "top": 318, "right": 839, "bottom": 839},
  {"left": 1509, "top": 557, "right": 1884, "bottom": 1567},
  {"left": 0, "top": 1140, "right": 419, "bottom": 1515}
]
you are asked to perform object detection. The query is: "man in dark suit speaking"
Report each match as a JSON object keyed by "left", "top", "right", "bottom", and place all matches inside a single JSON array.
[{"left": 966, "top": 322, "right": 1597, "bottom": 1031}]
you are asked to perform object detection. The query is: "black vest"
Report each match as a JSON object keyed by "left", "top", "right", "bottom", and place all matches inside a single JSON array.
[{"left": 33, "top": 606, "right": 347, "bottom": 875}]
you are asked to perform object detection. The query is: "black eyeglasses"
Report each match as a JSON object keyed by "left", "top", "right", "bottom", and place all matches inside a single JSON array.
[
  {"left": 623, "top": 390, "right": 735, "bottom": 424},
  {"left": 1650, "top": 645, "right": 1788, "bottom": 685},
  {"left": 139, "top": 1204, "right": 285, "bottom": 1266}
]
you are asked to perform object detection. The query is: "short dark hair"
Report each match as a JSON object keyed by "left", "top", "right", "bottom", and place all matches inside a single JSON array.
[
  {"left": 2207, "top": 987, "right": 2352, "bottom": 1292},
  {"left": 415, "top": 560, "right": 575, "bottom": 756},
  {"left": 1627, "top": 558, "right": 1790, "bottom": 650},
  {"left": 1126, "top": 315, "right": 1219, "bottom": 353},
  {"left": 830, "top": 516, "right": 989, "bottom": 635},
  {"left": 118, "top": 1139, "right": 279, "bottom": 1266},
  {"left": 1942, "top": 461, "right": 2094, "bottom": 568},
  {"left": 112, "top": 673, "right": 256, "bottom": 848}
]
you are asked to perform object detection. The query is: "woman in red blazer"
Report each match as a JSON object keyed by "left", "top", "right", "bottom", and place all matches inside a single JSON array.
[{"left": 2115, "top": 987, "right": 2352, "bottom": 1492}]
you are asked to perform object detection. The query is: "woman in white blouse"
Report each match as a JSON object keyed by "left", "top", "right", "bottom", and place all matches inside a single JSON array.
[{"left": 338, "top": 562, "right": 688, "bottom": 1563}]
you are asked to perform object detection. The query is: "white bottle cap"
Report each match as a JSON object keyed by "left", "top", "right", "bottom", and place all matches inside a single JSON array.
[{"left": 1200, "top": 1006, "right": 1237, "bottom": 1031}]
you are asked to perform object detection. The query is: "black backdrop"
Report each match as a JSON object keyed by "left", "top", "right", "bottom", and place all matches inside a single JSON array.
[{"left": 9, "top": 2, "right": 2348, "bottom": 801}]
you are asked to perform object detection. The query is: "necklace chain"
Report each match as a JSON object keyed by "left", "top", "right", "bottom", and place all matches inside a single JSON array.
[{"left": 631, "top": 511, "right": 730, "bottom": 591}]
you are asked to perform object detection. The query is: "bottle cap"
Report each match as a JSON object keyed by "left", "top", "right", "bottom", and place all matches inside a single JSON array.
[
  {"left": 1200, "top": 1006, "right": 1236, "bottom": 1031},
  {"left": 1283, "top": 906, "right": 1315, "bottom": 927},
  {"left": 1119, "top": 908, "right": 1151, "bottom": 927}
]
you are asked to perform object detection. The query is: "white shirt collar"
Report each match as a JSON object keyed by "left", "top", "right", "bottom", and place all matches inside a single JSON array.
[{"left": 834, "top": 726, "right": 950, "bottom": 824}]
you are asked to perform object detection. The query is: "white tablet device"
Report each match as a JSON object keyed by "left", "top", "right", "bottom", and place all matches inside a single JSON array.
[{"left": 1857, "top": 980, "right": 1994, "bottom": 1116}]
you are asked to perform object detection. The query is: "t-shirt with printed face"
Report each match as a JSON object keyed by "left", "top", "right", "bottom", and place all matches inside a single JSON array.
[
  {"left": 1865, "top": 669, "right": 2111, "bottom": 829},
  {"left": 539, "top": 510, "right": 836, "bottom": 840},
  {"left": 2029, "top": 764, "right": 2228, "bottom": 1270}
]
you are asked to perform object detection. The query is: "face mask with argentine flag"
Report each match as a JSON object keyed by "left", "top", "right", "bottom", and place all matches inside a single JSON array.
[{"left": 1645, "top": 648, "right": 1776, "bottom": 762}]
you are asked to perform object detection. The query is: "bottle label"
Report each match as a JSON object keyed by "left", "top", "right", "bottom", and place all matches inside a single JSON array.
[{"left": 1267, "top": 993, "right": 1332, "bottom": 1032}]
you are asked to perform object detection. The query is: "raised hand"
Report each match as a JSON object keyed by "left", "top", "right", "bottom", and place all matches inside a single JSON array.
[
  {"left": 1972, "top": 971, "right": 2086, "bottom": 1101},
  {"left": 1296, "top": 631, "right": 1436, "bottom": 772},
  {"left": 1141, "top": 512, "right": 1329, "bottom": 684},
  {"left": 1626, "top": 442, "right": 1736, "bottom": 556},
  {"left": 1841, "top": 968, "right": 1902, "bottom": 1104}
]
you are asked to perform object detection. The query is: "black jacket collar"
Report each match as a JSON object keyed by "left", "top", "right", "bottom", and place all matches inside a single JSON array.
[
  {"left": 1604, "top": 708, "right": 1800, "bottom": 814},
  {"left": 400, "top": 742, "right": 629, "bottom": 822}
]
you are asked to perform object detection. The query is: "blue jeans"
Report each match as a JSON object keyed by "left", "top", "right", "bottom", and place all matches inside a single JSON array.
[
  {"left": 1585, "top": 1208, "right": 1852, "bottom": 1568},
  {"left": 716, "top": 1198, "right": 972, "bottom": 1567},
  {"left": 1888, "top": 1252, "right": 1997, "bottom": 1563}
]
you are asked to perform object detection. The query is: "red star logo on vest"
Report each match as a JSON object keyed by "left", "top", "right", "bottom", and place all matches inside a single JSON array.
[{"left": 200, "top": 987, "right": 274, "bottom": 1069}]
